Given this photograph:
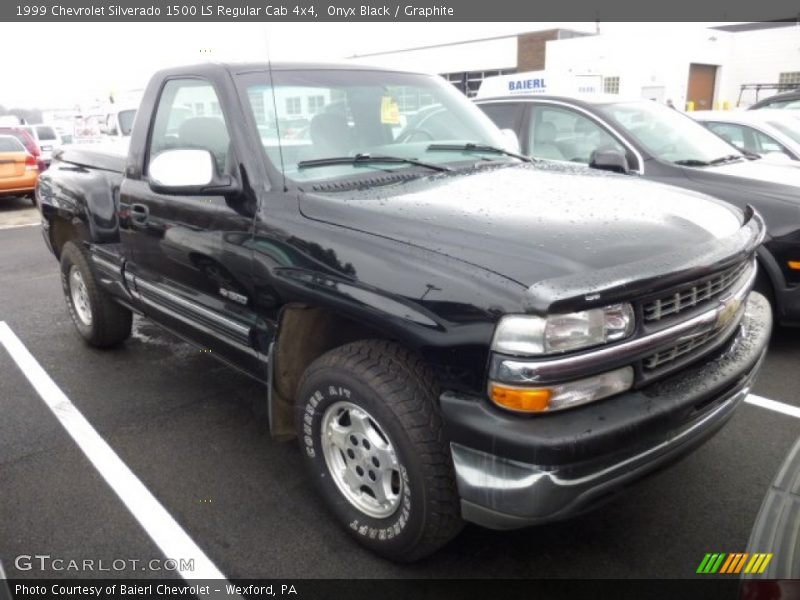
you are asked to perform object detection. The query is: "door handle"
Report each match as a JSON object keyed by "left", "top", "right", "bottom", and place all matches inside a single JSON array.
[{"left": 130, "top": 203, "right": 149, "bottom": 225}]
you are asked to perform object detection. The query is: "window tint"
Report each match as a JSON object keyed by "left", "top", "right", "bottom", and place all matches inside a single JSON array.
[
  {"left": 239, "top": 69, "right": 507, "bottom": 183},
  {"left": 528, "top": 105, "right": 627, "bottom": 164},
  {"left": 36, "top": 126, "right": 57, "bottom": 141},
  {"left": 118, "top": 110, "right": 136, "bottom": 135},
  {"left": 149, "top": 79, "right": 230, "bottom": 174},
  {"left": 759, "top": 98, "right": 800, "bottom": 110},
  {"left": 0, "top": 136, "right": 24, "bottom": 152},
  {"left": 479, "top": 103, "right": 521, "bottom": 131},
  {"left": 706, "top": 122, "right": 747, "bottom": 149},
  {"left": 599, "top": 101, "right": 736, "bottom": 164},
  {"left": 0, "top": 130, "right": 31, "bottom": 152},
  {"left": 750, "top": 128, "right": 787, "bottom": 154},
  {"left": 708, "top": 122, "right": 789, "bottom": 156}
]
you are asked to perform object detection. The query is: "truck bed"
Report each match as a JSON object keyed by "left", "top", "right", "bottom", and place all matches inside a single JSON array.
[{"left": 54, "top": 141, "right": 129, "bottom": 173}]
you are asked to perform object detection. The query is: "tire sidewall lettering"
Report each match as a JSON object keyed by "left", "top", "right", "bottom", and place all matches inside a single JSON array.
[{"left": 302, "top": 385, "right": 414, "bottom": 540}]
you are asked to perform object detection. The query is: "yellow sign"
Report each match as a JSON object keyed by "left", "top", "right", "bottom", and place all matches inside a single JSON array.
[{"left": 381, "top": 96, "right": 401, "bottom": 125}]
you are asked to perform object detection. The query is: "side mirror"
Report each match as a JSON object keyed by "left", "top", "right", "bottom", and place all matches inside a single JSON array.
[
  {"left": 589, "top": 147, "right": 629, "bottom": 174},
  {"left": 148, "top": 149, "right": 238, "bottom": 195},
  {"left": 500, "top": 128, "right": 521, "bottom": 153}
]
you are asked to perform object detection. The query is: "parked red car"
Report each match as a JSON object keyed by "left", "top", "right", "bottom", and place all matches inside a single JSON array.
[{"left": 0, "top": 127, "right": 46, "bottom": 171}]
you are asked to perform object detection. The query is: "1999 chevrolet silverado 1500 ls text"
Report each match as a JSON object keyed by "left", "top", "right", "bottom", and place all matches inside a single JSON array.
[{"left": 37, "top": 62, "right": 772, "bottom": 561}]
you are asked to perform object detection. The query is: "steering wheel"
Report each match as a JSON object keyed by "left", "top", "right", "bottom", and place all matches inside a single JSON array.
[{"left": 396, "top": 127, "right": 435, "bottom": 143}]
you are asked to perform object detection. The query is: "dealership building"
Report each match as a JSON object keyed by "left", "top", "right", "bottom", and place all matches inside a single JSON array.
[{"left": 347, "top": 21, "right": 800, "bottom": 109}]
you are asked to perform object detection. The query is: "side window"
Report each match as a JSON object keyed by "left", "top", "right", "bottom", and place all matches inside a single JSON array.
[
  {"left": 708, "top": 122, "right": 790, "bottom": 156},
  {"left": 106, "top": 114, "right": 118, "bottom": 136},
  {"left": 479, "top": 103, "right": 522, "bottom": 132},
  {"left": 706, "top": 122, "right": 748, "bottom": 151},
  {"left": 528, "top": 105, "right": 628, "bottom": 165},
  {"left": 749, "top": 127, "right": 789, "bottom": 155},
  {"left": 149, "top": 79, "right": 231, "bottom": 175}
]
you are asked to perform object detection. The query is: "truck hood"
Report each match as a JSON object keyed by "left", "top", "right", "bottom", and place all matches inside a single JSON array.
[{"left": 299, "top": 164, "right": 760, "bottom": 312}]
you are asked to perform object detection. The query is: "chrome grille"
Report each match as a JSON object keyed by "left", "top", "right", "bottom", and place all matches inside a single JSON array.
[
  {"left": 643, "top": 261, "right": 748, "bottom": 323},
  {"left": 642, "top": 330, "right": 717, "bottom": 370}
]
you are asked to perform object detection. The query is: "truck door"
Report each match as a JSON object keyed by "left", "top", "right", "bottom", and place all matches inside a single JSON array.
[{"left": 119, "top": 77, "right": 265, "bottom": 379}]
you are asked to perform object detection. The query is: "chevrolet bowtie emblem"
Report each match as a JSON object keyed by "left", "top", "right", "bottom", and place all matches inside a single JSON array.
[{"left": 716, "top": 295, "right": 742, "bottom": 330}]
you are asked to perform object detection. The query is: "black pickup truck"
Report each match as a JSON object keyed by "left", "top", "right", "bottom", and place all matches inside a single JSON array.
[{"left": 37, "top": 62, "right": 771, "bottom": 561}]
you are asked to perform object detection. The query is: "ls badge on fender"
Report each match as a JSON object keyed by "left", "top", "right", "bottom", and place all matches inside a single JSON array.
[{"left": 220, "top": 288, "right": 248, "bottom": 305}]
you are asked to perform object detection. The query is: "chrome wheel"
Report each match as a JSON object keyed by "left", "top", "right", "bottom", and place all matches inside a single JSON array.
[
  {"left": 321, "top": 400, "right": 403, "bottom": 519},
  {"left": 69, "top": 266, "right": 92, "bottom": 326}
]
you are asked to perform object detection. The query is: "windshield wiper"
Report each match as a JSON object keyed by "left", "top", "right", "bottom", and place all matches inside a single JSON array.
[
  {"left": 673, "top": 158, "right": 711, "bottom": 167},
  {"left": 426, "top": 142, "right": 532, "bottom": 163},
  {"left": 708, "top": 154, "right": 745, "bottom": 166},
  {"left": 297, "top": 153, "right": 451, "bottom": 172}
]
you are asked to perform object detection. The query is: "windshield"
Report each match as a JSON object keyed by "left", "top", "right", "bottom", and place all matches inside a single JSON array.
[
  {"left": 769, "top": 119, "right": 800, "bottom": 145},
  {"left": 36, "top": 126, "right": 57, "bottom": 141},
  {"left": 757, "top": 98, "right": 800, "bottom": 110},
  {"left": 597, "top": 101, "right": 741, "bottom": 164},
  {"left": 118, "top": 109, "right": 136, "bottom": 135},
  {"left": 0, "top": 136, "right": 24, "bottom": 152},
  {"left": 237, "top": 69, "right": 511, "bottom": 182}
]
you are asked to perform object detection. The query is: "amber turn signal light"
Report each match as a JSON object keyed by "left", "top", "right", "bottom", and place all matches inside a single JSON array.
[
  {"left": 788, "top": 261, "right": 800, "bottom": 270},
  {"left": 489, "top": 383, "right": 552, "bottom": 412}
]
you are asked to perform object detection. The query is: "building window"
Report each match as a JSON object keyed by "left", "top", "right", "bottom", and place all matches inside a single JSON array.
[
  {"left": 194, "top": 102, "right": 205, "bottom": 116},
  {"left": 603, "top": 76, "right": 620, "bottom": 95},
  {"left": 210, "top": 101, "right": 222, "bottom": 116},
  {"left": 441, "top": 68, "right": 516, "bottom": 97},
  {"left": 285, "top": 97, "right": 301, "bottom": 115},
  {"left": 248, "top": 92, "right": 266, "bottom": 125},
  {"left": 307, "top": 95, "right": 325, "bottom": 114},
  {"left": 778, "top": 72, "right": 800, "bottom": 87}
]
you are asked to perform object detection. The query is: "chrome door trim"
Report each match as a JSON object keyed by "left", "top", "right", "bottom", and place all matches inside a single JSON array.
[{"left": 134, "top": 277, "right": 251, "bottom": 339}]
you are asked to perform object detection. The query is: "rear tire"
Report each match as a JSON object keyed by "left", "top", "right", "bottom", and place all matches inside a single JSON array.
[
  {"left": 60, "top": 241, "right": 132, "bottom": 348},
  {"left": 295, "top": 340, "right": 463, "bottom": 561}
]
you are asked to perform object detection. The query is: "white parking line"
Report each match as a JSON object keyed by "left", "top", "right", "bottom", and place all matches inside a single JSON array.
[
  {"left": 0, "top": 222, "right": 39, "bottom": 231},
  {"left": 745, "top": 394, "right": 800, "bottom": 419},
  {"left": 0, "top": 321, "right": 231, "bottom": 583}
]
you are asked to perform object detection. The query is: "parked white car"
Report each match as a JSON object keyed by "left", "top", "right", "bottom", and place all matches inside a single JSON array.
[
  {"left": 100, "top": 106, "right": 138, "bottom": 139},
  {"left": 692, "top": 110, "right": 800, "bottom": 166},
  {"left": 20, "top": 124, "right": 62, "bottom": 165}
]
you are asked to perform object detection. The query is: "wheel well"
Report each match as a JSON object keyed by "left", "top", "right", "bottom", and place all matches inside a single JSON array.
[
  {"left": 50, "top": 218, "right": 80, "bottom": 259},
  {"left": 755, "top": 251, "right": 780, "bottom": 309},
  {"left": 268, "top": 304, "right": 394, "bottom": 439}
]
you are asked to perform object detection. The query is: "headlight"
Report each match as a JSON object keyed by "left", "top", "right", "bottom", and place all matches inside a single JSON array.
[{"left": 491, "top": 303, "right": 635, "bottom": 356}]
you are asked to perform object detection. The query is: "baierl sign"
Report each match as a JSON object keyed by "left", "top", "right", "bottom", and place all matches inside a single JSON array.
[
  {"left": 507, "top": 76, "right": 547, "bottom": 94},
  {"left": 476, "top": 71, "right": 603, "bottom": 99},
  {"left": 476, "top": 70, "right": 548, "bottom": 98}
]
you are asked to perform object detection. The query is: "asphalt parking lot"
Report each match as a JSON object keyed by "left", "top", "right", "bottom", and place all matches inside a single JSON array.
[{"left": 0, "top": 203, "right": 798, "bottom": 581}]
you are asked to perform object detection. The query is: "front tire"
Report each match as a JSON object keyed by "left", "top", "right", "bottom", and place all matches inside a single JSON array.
[
  {"left": 60, "top": 241, "right": 132, "bottom": 348},
  {"left": 295, "top": 340, "right": 463, "bottom": 561}
]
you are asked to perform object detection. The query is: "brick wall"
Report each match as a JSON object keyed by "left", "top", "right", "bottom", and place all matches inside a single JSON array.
[{"left": 517, "top": 30, "right": 561, "bottom": 71}]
